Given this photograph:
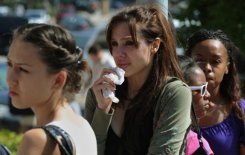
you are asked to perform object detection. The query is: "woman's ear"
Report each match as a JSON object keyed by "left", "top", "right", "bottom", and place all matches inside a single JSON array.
[
  {"left": 52, "top": 70, "right": 67, "bottom": 90},
  {"left": 225, "top": 62, "right": 230, "bottom": 74},
  {"left": 151, "top": 37, "right": 161, "bottom": 54}
]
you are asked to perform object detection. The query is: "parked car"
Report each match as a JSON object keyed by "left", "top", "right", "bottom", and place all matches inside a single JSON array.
[
  {"left": 0, "top": 5, "right": 11, "bottom": 16},
  {"left": 59, "top": 14, "right": 93, "bottom": 31},
  {"left": 70, "top": 22, "right": 107, "bottom": 59},
  {"left": 24, "top": 9, "right": 50, "bottom": 23},
  {"left": 0, "top": 16, "right": 28, "bottom": 55},
  {"left": 75, "top": 0, "right": 100, "bottom": 13},
  {"left": 56, "top": 3, "right": 76, "bottom": 23}
]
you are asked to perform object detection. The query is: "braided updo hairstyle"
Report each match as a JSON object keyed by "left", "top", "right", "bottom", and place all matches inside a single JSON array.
[{"left": 12, "top": 23, "right": 90, "bottom": 97}]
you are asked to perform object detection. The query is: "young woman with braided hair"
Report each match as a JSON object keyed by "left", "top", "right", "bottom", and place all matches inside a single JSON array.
[
  {"left": 186, "top": 29, "right": 245, "bottom": 155},
  {"left": 7, "top": 23, "right": 97, "bottom": 155}
]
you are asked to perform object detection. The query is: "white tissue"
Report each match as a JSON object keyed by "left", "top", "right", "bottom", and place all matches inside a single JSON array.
[{"left": 102, "top": 67, "right": 125, "bottom": 103}]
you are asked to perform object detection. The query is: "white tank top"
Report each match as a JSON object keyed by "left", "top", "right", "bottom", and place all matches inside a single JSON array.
[{"left": 47, "top": 118, "right": 97, "bottom": 155}]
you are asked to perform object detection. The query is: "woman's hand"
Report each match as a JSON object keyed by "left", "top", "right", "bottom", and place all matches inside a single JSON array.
[{"left": 92, "top": 68, "right": 116, "bottom": 113}]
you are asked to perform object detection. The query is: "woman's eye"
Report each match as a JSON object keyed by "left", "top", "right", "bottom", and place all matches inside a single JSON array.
[
  {"left": 194, "top": 59, "right": 205, "bottom": 63},
  {"left": 19, "top": 67, "right": 29, "bottom": 73},
  {"left": 7, "top": 61, "right": 12, "bottom": 67},
  {"left": 125, "top": 40, "right": 134, "bottom": 46},
  {"left": 111, "top": 41, "right": 117, "bottom": 47},
  {"left": 214, "top": 59, "right": 221, "bottom": 64},
  {"left": 210, "top": 59, "right": 221, "bottom": 66}
]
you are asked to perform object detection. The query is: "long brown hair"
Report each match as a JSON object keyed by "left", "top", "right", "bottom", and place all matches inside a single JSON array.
[
  {"left": 107, "top": 4, "right": 183, "bottom": 108},
  {"left": 106, "top": 5, "right": 184, "bottom": 154}
]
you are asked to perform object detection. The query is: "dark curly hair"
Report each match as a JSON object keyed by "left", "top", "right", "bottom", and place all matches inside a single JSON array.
[
  {"left": 12, "top": 23, "right": 90, "bottom": 97},
  {"left": 185, "top": 29, "right": 244, "bottom": 120}
]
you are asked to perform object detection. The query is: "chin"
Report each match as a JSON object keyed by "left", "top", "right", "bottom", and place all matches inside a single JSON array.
[
  {"left": 207, "top": 81, "right": 216, "bottom": 89},
  {"left": 124, "top": 72, "right": 130, "bottom": 77},
  {"left": 11, "top": 101, "right": 28, "bottom": 109},
  {"left": 195, "top": 110, "right": 206, "bottom": 118}
]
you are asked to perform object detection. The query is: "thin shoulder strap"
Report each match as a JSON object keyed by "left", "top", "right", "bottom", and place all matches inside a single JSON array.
[
  {"left": 191, "top": 104, "right": 204, "bottom": 147},
  {"left": 0, "top": 144, "right": 11, "bottom": 155},
  {"left": 43, "top": 125, "right": 76, "bottom": 155}
]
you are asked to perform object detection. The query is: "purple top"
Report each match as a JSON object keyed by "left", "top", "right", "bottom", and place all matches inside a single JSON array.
[{"left": 201, "top": 99, "right": 245, "bottom": 155}]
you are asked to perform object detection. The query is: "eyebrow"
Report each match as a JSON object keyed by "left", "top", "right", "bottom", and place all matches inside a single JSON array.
[
  {"left": 212, "top": 54, "right": 223, "bottom": 58},
  {"left": 7, "top": 58, "right": 32, "bottom": 67},
  {"left": 15, "top": 63, "right": 32, "bottom": 67},
  {"left": 194, "top": 52, "right": 223, "bottom": 58},
  {"left": 192, "top": 53, "right": 202, "bottom": 57},
  {"left": 111, "top": 36, "right": 133, "bottom": 41}
]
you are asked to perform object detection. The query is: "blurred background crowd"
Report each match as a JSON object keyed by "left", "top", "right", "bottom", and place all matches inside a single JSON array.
[{"left": 0, "top": 0, "right": 244, "bottom": 153}]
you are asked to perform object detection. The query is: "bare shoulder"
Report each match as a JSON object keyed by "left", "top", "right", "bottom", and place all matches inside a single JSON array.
[
  {"left": 17, "top": 128, "right": 59, "bottom": 155},
  {"left": 21, "top": 128, "right": 47, "bottom": 147}
]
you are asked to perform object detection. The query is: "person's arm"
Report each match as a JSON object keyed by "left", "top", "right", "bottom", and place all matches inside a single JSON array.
[
  {"left": 84, "top": 89, "right": 114, "bottom": 155},
  {"left": 148, "top": 82, "right": 192, "bottom": 155},
  {"left": 84, "top": 89, "right": 97, "bottom": 123},
  {"left": 17, "top": 129, "right": 59, "bottom": 155}
]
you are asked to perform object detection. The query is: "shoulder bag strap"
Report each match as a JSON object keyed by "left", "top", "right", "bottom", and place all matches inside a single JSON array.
[
  {"left": 43, "top": 125, "right": 76, "bottom": 155},
  {"left": 191, "top": 104, "right": 204, "bottom": 147},
  {"left": 0, "top": 144, "right": 11, "bottom": 155}
]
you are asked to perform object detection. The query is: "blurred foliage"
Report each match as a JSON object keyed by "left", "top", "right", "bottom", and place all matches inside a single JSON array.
[
  {"left": 0, "top": 129, "right": 22, "bottom": 155},
  {"left": 175, "top": 0, "right": 245, "bottom": 54},
  {"left": 174, "top": 0, "right": 245, "bottom": 96}
]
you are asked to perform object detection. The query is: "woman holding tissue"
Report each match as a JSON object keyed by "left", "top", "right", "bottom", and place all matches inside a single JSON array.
[{"left": 85, "top": 4, "right": 192, "bottom": 155}]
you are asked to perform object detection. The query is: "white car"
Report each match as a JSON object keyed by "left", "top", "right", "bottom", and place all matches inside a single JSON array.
[{"left": 24, "top": 9, "right": 50, "bottom": 23}]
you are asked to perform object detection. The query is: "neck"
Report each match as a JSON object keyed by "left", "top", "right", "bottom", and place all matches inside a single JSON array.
[
  {"left": 32, "top": 96, "right": 69, "bottom": 126},
  {"left": 209, "top": 85, "right": 224, "bottom": 104},
  {"left": 198, "top": 104, "right": 231, "bottom": 127},
  {"left": 198, "top": 94, "right": 231, "bottom": 127},
  {"left": 127, "top": 66, "right": 152, "bottom": 99}
]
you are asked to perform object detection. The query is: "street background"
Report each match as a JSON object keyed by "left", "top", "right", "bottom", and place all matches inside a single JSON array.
[{"left": 0, "top": 0, "right": 245, "bottom": 154}]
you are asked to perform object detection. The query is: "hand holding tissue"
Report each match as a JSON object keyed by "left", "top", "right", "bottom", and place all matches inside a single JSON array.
[{"left": 102, "top": 67, "right": 125, "bottom": 103}]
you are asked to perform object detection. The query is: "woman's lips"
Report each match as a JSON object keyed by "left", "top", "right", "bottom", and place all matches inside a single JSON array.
[
  {"left": 118, "top": 64, "right": 128, "bottom": 70},
  {"left": 206, "top": 74, "right": 214, "bottom": 81},
  {"left": 9, "top": 90, "right": 18, "bottom": 97}
]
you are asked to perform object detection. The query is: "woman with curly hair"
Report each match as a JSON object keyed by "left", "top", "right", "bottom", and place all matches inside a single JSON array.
[{"left": 186, "top": 29, "right": 245, "bottom": 155}]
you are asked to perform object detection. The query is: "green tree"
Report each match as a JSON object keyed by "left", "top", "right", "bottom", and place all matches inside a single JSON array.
[
  {"left": 0, "top": 129, "right": 22, "bottom": 155},
  {"left": 175, "top": 0, "right": 245, "bottom": 95},
  {"left": 175, "top": 0, "right": 245, "bottom": 54}
]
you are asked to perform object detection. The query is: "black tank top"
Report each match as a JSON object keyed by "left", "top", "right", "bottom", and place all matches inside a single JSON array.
[{"left": 104, "top": 108, "right": 154, "bottom": 155}]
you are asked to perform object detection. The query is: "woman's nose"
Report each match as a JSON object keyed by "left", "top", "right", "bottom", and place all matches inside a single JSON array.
[
  {"left": 199, "top": 62, "right": 212, "bottom": 73},
  {"left": 203, "top": 89, "right": 211, "bottom": 99},
  {"left": 114, "top": 46, "right": 126, "bottom": 57},
  {"left": 7, "top": 68, "right": 18, "bottom": 87}
]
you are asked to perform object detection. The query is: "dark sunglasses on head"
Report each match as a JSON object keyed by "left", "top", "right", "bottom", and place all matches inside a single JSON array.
[{"left": 190, "top": 82, "right": 208, "bottom": 97}]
